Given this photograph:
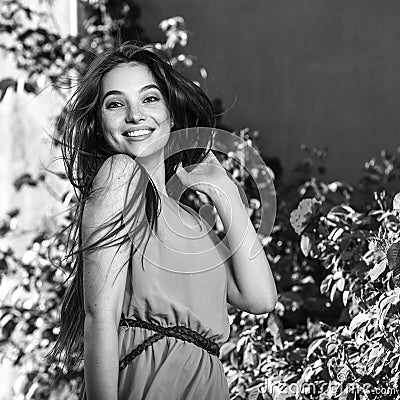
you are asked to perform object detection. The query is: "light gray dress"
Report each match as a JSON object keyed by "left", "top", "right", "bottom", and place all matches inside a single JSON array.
[{"left": 79, "top": 197, "right": 231, "bottom": 400}]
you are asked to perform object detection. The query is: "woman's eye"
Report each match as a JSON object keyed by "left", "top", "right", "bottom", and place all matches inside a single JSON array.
[
  {"left": 143, "top": 96, "right": 159, "bottom": 103},
  {"left": 106, "top": 101, "right": 123, "bottom": 109}
]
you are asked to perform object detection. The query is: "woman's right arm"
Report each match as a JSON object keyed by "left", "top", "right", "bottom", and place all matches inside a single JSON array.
[{"left": 81, "top": 154, "right": 141, "bottom": 400}]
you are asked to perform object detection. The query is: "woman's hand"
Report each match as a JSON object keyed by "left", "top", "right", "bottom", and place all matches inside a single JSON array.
[{"left": 176, "top": 151, "right": 235, "bottom": 198}]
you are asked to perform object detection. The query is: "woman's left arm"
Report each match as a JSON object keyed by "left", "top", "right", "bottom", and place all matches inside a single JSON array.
[
  {"left": 176, "top": 152, "right": 278, "bottom": 315},
  {"left": 209, "top": 182, "right": 278, "bottom": 315}
]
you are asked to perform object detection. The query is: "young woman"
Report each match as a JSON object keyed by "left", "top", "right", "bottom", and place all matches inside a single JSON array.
[{"left": 48, "top": 42, "right": 277, "bottom": 400}]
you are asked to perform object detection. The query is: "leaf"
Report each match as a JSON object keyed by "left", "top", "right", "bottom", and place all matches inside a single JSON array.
[
  {"left": 243, "top": 342, "right": 258, "bottom": 368},
  {"left": 336, "top": 277, "right": 345, "bottom": 291},
  {"left": 369, "top": 258, "right": 388, "bottom": 281},
  {"left": 373, "top": 352, "right": 390, "bottom": 377},
  {"left": 236, "top": 336, "right": 248, "bottom": 353},
  {"left": 378, "top": 293, "right": 399, "bottom": 313},
  {"left": 349, "top": 313, "right": 369, "bottom": 333},
  {"left": 219, "top": 341, "right": 236, "bottom": 360},
  {"left": 327, "top": 342, "right": 337, "bottom": 355},
  {"left": 266, "top": 312, "right": 284, "bottom": 350},
  {"left": 329, "top": 205, "right": 356, "bottom": 217},
  {"left": 367, "top": 345, "right": 380, "bottom": 363},
  {"left": 300, "top": 234, "right": 312, "bottom": 257},
  {"left": 248, "top": 387, "right": 262, "bottom": 400},
  {"left": 229, "top": 349, "right": 239, "bottom": 369},
  {"left": 23, "top": 81, "right": 38, "bottom": 95},
  {"left": 330, "top": 282, "right": 337, "bottom": 302},
  {"left": 367, "top": 347, "right": 386, "bottom": 376},
  {"left": 13, "top": 173, "right": 37, "bottom": 191},
  {"left": 7, "top": 208, "right": 19, "bottom": 218},
  {"left": 329, "top": 227, "right": 344, "bottom": 241},
  {"left": 393, "top": 269, "right": 400, "bottom": 288},
  {"left": 307, "top": 337, "right": 326, "bottom": 359},
  {"left": 0, "top": 78, "right": 17, "bottom": 101},
  {"left": 342, "top": 290, "right": 350, "bottom": 306},
  {"left": 378, "top": 302, "right": 392, "bottom": 330},
  {"left": 227, "top": 371, "right": 238, "bottom": 388},
  {"left": 381, "top": 336, "right": 395, "bottom": 352},
  {"left": 320, "top": 274, "right": 332, "bottom": 294},
  {"left": 338, "top": 389, "right": 349, "bottom": 400},
  {"left": 387, "top": 242, "right": 400, "bottom": 270},
  {"left": 393, "top": 192, "right": 400, "bottom": 210},
  {"left": 333, "top": 270, "right": 342, "bottom": 280},
  {"left": 0, "top": 258, "right": 7, "bottom": 271}
]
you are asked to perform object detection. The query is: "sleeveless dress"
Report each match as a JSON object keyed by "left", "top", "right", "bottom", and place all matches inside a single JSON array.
[{"left": 78, "top": 195, "right": 231, "bottom": 400}]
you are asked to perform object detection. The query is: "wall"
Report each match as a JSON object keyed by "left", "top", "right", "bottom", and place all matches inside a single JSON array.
[
  {"left": 0, "top": 0, "right": 73, "bottom": 226},
  {"left": 137, "top": 0, "right": 400, "bottom": 183}
]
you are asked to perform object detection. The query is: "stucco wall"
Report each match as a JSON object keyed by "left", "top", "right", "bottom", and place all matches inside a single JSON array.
[{"left": 0, "top": 0, "right": 75, "bottom": 221}]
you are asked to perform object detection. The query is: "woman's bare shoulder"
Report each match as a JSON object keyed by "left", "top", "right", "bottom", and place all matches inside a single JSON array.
[
  {"left": 92, "top": 154, "right": 139, "bottom": 193},
  {"left": 83, "top": 154, "right": 142, "bottom": 227}
]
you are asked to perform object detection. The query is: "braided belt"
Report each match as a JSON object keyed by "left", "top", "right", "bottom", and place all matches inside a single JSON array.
[{"left": 118, "top": 315, "right": 221, "bottom": 371}]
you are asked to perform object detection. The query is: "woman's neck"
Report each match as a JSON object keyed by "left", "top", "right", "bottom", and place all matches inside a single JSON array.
[{"left": 136, "top": 151, "right": 168, "bottom": 196}]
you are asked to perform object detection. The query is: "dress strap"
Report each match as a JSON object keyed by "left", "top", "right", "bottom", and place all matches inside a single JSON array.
[{"left": 118, "top": 314, "right": 221, "bottom": 371}]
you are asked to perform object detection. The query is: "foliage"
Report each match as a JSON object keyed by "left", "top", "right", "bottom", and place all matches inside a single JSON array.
[
  {"left": 219, "top": 148, "right": 400, "bottom": 400},
  {"left": 0, "top": 203, "right": 81, "bottom": 399},
  {"left": 288, "top": 188, "right": 400, "bottom": 400}
]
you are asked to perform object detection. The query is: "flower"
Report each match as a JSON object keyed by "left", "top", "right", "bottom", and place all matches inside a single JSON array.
[{"left": 290, "top": 198, "right": 322, "bottom": 235}]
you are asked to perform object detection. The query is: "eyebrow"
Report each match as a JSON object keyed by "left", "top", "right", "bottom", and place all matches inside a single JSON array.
[{"left": 101, "top": 84, "right": 161, "bottom": 104}]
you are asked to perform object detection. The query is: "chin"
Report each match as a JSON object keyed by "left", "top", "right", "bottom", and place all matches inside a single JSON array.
[
  {"left": 134, "top": 138, "right": 169, "bottom": 158},
  {"left": 130, "top": 143, "right": 165, "bottom": 161}
]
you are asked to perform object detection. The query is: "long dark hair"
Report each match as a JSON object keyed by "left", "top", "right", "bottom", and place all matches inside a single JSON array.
[{"left": 46, "top": 41, "right": 216, "bottom": 373}]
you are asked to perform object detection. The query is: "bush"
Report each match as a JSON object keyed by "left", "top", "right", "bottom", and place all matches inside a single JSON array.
[{"left": 221, "top": 148, "right": 400, "bottom": 400}]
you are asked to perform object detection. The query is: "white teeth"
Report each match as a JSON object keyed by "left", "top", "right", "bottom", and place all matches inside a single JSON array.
[{"left": 125, "top": 129, "right": 153, "bottom": 137}]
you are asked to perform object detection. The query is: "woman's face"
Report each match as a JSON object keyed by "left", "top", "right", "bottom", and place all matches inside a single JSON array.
[{"left": 100, "top": 62, "right": 171, "bottom": 159}]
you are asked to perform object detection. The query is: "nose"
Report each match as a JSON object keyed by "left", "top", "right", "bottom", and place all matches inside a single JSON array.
[{"left": 125, "top": 105, "right": 146, "bottom": 123}]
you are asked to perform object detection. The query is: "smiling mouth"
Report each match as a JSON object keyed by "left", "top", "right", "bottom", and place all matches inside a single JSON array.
[{"left": 122, "top": 128, "right": 155, "bottom": 138}]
